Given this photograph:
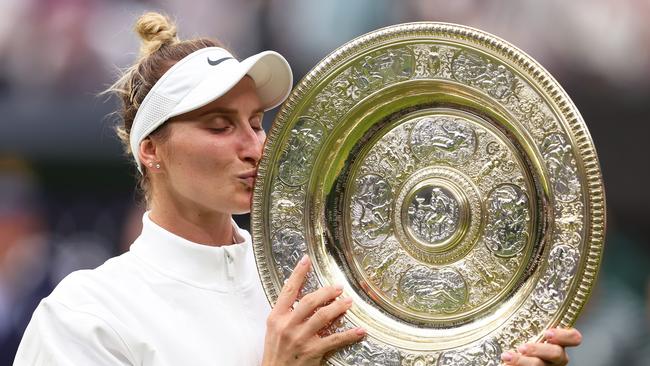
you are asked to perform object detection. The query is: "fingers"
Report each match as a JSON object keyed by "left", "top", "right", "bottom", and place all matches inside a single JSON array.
[
  {"left": 318, "top": 327, "right": 366, "bottom": 354},
  {"left": 517, "top": 342, "right": 568, "bottom": 365},
  {"left": 544, "top": 328, "right": 582, "bottom": 347},
  {"left": 264, "top": 255, "right": 367, "bottom": 363},
  {"left": 274, "top": 255, "right": 311, "bottom": 312},
  {"left": 501, "top": 352, "right": 546, "bottom": 366},
  {"left": 302, "top": 297, "right": 353, "bottom": 334},
  {"left": 501, "top": 327, "right": 581, "bottom": 366},
  {"left": 291, "top": 285, "right": 344, "bottom": 322}
]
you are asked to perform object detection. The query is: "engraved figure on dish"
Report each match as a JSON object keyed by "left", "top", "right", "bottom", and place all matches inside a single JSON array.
[
  {"left": 485, "top": 184, "right": 530, "bottom": 257},
  {"left": 438, "top": 340, "right": 501, "bottom": 366},
  {"left": 413, "top": 45, "right": 442, "bottom": 78},
  {"left": 346, "top": 48, "right": 415, "bottom": 98},
  {"left": 451, "top": 51, "right": 515, "bottom": 99},
  {"left": 374, "top": 49, "right": 415, "bottom": 80},
  {"left": 409, "top": 117, "right": 477, "bottom": 163},
  {"left": 399, "top": 266, "right": 467, "bottom": 314},
  {"left": 407, "top": 187, "right": 460, "bottom": 244},
  {"left": 274, "top": 198, "right": 302, "bottom": 225},
  {"left": 338, "top": 340, "right": 401, "bottom": 366},
  {"left": 379, "top": 144, "right": 406, "bottom": 176},
  {"left": 351, "top": 174, "right": 392, "bottom": 247},
  {"left": 478, "top": 141, "right": 516, "bottom": 180},
  {"left": 363, "top": 49, "right": 415, "bottom": 84},
  {"left": 272, "top": 227, "right": 308, "bottom": 279},
  {"left": 278, "top": 117, "right": 324, "bottom": 186},
  {"left": 541, "top": 133, "right": 580, "bottom": 202},
  {"left": 366, "top": 126, "right": 415, "bottom": 182},
  {"left": 533, "top": 245, "right": 579, "bottom": 312}
]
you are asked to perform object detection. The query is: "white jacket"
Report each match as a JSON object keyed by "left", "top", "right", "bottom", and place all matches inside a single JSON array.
[{"left": 15, "top": 213, "right": 270, "bottom": 365}]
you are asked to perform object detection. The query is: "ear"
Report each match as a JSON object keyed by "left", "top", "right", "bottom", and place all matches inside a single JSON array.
[{"left": 139, "top": 137, "right": 162, "bottom": 173}]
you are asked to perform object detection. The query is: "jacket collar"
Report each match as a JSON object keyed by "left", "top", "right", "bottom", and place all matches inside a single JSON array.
[{"left": 130, "top": 212, "right": 254, "bottom": 291}]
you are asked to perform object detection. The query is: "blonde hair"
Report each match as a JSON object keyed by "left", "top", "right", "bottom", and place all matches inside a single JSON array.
[{"left": 105, "top": 12, "right": 225, "bottom": 204}]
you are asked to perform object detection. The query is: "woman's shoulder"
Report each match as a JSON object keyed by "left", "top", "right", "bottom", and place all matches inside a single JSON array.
[
  {"left": 16, "top": 253, "right": 144, "bottom": 365},
  {"left": 46, "top": 252, "right": 143, "bottom": 311}
]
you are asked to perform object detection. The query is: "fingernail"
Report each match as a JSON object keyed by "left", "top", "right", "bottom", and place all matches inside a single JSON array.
[
  {"left": 334, "top": 284, "right": 344, "bottom": 292},
  {"left": 517, "top": 344, "right": 528, "bottom": 354},
  {"left": 299, "top": 255, "right": 309, "bottom": 265},
  {"left": 545, "top": 329, "right": 555, "bottom": 339},
  {"left": 355, "top": 327, "right": 366, "bottom": 336},
  {"left": 500, "top": 352, "right": 513, "bottom": 362},
  {"left": 342, "top": 297, "right": 353, "bottom": 305}
]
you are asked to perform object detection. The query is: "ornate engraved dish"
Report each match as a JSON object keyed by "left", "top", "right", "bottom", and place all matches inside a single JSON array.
[{"left": 252, "top": 22, "right": 605, "bottom": 365}]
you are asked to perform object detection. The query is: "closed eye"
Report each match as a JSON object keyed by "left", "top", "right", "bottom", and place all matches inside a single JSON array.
[
  {"left": 208, "top": 126, "right": 232, "bottom": 133},
  {"left": 205, "top": 115, "right": 233, "bottom": 133}
]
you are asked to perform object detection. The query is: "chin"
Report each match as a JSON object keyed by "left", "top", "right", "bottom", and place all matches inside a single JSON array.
[
  {"left": 231, "top": 206, "right": 252, "bottom": 215},
  {"left": 230, "top": 197, "right": 253, "bottom": 215}
]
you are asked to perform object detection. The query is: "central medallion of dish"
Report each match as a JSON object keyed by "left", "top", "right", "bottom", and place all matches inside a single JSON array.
[
  {"left": 405, "top": 183, "right": 461, "bottom": 246},
  {"left": 344, "top": 110, "right": 535, "bottom": 324}
]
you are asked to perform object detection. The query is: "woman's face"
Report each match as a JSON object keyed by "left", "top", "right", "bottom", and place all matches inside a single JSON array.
[{"left": 153, "top": 76, "right": 266, "bottom": 215}]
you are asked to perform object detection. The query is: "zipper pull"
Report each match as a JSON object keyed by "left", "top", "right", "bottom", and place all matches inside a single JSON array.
[{"left": 224, "top": 250, "right": 235, "bottom": 281}]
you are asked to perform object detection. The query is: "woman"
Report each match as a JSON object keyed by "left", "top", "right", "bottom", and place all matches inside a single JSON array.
[{"left": 15, "top": 12, "right": 581, "bottom": 366}]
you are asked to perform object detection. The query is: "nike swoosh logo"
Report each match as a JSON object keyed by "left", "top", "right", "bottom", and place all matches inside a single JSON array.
[{"left": 207, "top": 56, "right": 233, "bottom": 66}]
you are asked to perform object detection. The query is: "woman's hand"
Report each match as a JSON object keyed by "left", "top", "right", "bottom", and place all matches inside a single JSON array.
[
  {"left": 501, "top": 328, "right": 582, "bottom": 365},
  {"left": 262, "top": 255, "right": 365, "bottom": 366}
]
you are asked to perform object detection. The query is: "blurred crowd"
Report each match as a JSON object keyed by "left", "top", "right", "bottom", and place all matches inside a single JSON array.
[
  {"left": 0, "top": 0, "right": 649, "bottom": 364},
  {"left": 1, "top": 0, "right": 649, "bottom": 94}
]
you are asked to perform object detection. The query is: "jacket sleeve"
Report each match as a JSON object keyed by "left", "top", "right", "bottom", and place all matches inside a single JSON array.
[{"left": 14, "top": 299, "right": 135, "bottom": 365}]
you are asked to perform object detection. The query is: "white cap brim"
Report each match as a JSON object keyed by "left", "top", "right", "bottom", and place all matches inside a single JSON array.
[{"left": 170, "top": 50, "right": 292, "bottom": 119}]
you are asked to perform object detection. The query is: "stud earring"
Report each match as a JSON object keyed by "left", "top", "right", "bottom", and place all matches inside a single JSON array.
[
  {"left": 148, "top": 162, "right": 153, "bottom": 168},
  {"left": 155, "top": 163, "right": 161, "bottom": 169}
]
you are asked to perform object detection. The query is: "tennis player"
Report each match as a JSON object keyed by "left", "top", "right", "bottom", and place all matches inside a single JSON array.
[{"left": 14, "top": 12, "right": 581, "bottom": 366}]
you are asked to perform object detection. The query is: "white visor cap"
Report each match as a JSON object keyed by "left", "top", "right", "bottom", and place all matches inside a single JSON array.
[{"left": 129, "top": 47, "right": 293, "bottom": 172}]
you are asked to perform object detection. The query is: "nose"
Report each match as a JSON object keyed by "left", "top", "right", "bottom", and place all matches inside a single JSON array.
[{"left": 239, "top": 124, "right": 264, "bottom": 164}]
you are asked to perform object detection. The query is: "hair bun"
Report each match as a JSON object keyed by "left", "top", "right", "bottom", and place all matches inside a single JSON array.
[{"left": 135, "top": 12, "right": 179, "bottom": 57}]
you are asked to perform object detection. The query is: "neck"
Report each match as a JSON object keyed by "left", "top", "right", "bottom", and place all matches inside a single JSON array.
[{"left": 148, "top": 198, "right": 235, "bottom": 247}]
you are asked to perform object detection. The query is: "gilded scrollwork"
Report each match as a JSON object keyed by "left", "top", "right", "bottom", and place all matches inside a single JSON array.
[
  {"left": 359, "top": 123, "right": 416, "bottom": 185},
  {"left": 412, "top": 44, "right": 443, "bottom": 79},
  {"left": 306, "top": 80, "right": 353, "bottom": 129},
  {"left": 278, "top": 117, "right": 325, "bottom": 186},
  {"left": 533, "top": 244, "right": 579, "bottom": 312},
  {"left": 499, "top": 305, "right": 547, "bottom": 351},
  {"left": 355, "top": 237, "right": 406, "bottom": 297},
  {"left": 336, "top": 339, "right": 401, "bottom": 366},
  {"left": 451, "top": 51, "right": 517, "bottom": 100},
  {"left": 401, "top": 352, "right": 438, "bottom": 366},
  {"left": 461, "top": 246, "right": 520, "bottom": 308},
  {"left": 269, "top": 181, "right": 305, "bottom": 230},
  {"left": 350, "top": 48, "right": 415, "bottom": 93},
  {"left": 271, "top": 227, "right": 319, "bottom": 294},
  {"left": 555, "top": 200, "right": 584, "bottom": 241},
  {"left": 541, "top": 133, "right": 581, "bottom": 202},
  {"left": 271, "top": 227, "right": 306, "bottom": 279},
  {"left": 437, "top": 340, "right": 501, "bottom": 366},
  {"left": 509, "top": 91, "right": 558, "bottom": 141},
  {"left": 307, "top": 46, "right": 417, "bottom": 128}
]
